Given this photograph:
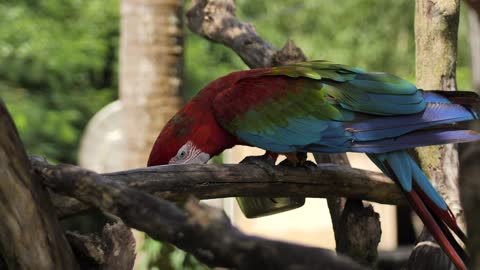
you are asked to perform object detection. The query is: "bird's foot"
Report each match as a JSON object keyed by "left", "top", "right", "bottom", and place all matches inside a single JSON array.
[
  {"left": 240, "top": 151, "right": 278, "bottom": 176},
  {"left": 238, "top": 151, "right": 306, "bottom": 218},
  {"left": 279, "top": 152, "right": 317, "bottom": 170}
]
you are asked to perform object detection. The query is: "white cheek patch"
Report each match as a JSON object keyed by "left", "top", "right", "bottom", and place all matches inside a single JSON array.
[
  {"left": 170, "top": 141, "right": 210, "bottom": 164},
  {"left": 190, "top": 152, "right": 210, "bottom": 164}
]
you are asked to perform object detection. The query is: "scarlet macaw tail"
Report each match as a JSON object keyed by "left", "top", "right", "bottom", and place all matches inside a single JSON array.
[{"left": 368, "top": 151, "right": 468, "bottom": 270}]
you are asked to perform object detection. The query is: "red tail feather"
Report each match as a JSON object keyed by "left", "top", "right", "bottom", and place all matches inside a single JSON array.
[
  {"left": 413, "top": 181, "right": 468, "bottom": 244},
  {"left": 404, "top": 189, "right": 467, "bottom": 270},
  {"left": 383, "top": 162, "right": 468, "bottom": 270}
]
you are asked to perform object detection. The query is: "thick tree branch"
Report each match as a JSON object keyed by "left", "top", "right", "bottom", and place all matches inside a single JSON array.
[
  {"left": 33, "top": 159, "right": 366, "bottom": 270},
  {"left": 187, "top": 0, "right": 276, "bottom": 68},
  {"left": 0, "top": 101, "right": 79, "bottom": 269},
  {"left": 31, "top": 159, "right": 404, "bottom": 218},
  {"left": 66, "top": 222, "right": 136, "bottom": 270},
  {"left": 315, "top": 155, "right": 381, "bottom": 268}
]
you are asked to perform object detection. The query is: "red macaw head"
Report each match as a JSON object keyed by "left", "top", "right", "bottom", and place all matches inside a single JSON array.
[
  {"left": 147, "top": 132, "right": 211, "bottom": 166},
  {"left": 147, "top": 69, "right": 257, "bottom": 166},
  {"left": 147, "top": 99, "right": 237, "bottom": 166},
  {"left": 147, "top": 108, "right": 211, "bottom": 166}
]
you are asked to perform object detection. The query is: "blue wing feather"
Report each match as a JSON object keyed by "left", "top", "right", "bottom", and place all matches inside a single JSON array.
[
  {"left": 214, "top": 61, "right": 479, "bottom": 154},
  {"left": 368, "top": 151, "right": 448, "bottom": 210}
]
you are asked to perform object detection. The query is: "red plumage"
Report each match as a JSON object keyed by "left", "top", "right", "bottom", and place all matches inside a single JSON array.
[
  {"left": 213, "top": 75, "right": 300, "bottom": 124},
  {"left": 147, "top": 69, "right": 264, "bottom": 166}
]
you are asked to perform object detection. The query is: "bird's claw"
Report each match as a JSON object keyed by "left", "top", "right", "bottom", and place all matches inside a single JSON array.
[
  {"left": 279, "top": 158, "right": 317, "bottom": 171},
  {"left": 240, "top": 155, "right": 277, "bottom": 176},
  {"left": 302, "top": 160, "right": 318, "bottom": 168}
]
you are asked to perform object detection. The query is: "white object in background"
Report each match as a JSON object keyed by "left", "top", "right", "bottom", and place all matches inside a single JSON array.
[{"left": 78, "top": 100, "right": 127, "bottom": 172}]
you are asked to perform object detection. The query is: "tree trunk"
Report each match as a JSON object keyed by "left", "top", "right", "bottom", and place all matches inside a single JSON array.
[
  {"left": 410, "top": 0, "right": 462, "bottom": 268},
  {"left": 120, "top": 0, "right": 184, "bottom": 168},
  {"left": 415, "top": 0, "right": 463, "bottom": 225},
  {"left": 0, "top": 101, "right": 79, "bottom": 269},
  {"left": 314, "top": 154, "right": 381, "bottom": 268}
]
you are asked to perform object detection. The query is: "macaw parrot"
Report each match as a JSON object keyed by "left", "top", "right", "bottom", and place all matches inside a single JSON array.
[{"left": 148, "top": 60, "right": 479, "bottom": 270}]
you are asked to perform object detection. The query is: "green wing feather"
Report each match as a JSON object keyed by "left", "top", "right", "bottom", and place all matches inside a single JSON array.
[
  {"left": 260, "top": 60, "right": 423, "bottom": 116},
  {"left": 213, "top": 60, "right": 424, "bottom": 152}
]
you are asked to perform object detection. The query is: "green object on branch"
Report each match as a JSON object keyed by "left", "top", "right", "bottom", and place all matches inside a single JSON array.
[{"left": 236, "top": 197, "right": 305, "bottom": 218}]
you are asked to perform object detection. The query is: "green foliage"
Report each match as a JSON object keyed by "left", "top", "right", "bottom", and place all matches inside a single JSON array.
[
  {"left": 136, "top": 236, "right": 208, "bottom": 270},
  {"left": 458, "top": 3, "right": 474, "bottom": 91},
  {"left": 184, "top": 34, "right": 246, "bottom": 100},
  {"left": 239, "top": 0, "right": 416, "bottom": 77},
  {"left": 0, "top": 0, "right": 118, "bottom": 163}
]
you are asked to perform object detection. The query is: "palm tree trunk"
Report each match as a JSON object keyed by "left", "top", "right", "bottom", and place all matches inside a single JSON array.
[{"left": 120, "top": 0, "right": 184, "bottom": 168}]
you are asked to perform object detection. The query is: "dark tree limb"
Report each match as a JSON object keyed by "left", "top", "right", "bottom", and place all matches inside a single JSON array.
[
  {"left": 100, "top": 222, "right": 136, "bottom": 270},
  {"left": 315, "top": 155, "right": 381, "bottom": 268},
  {"left": 31, "top": 159, "right": 404, "bottom": 218},
  {"left": 186, "top": 0, "right": 382, "bottom": 267},
  {"left": 465, "top": 0, "right": 480, "bottom": 16},
  {"left": 66, "top": 222, "right": 135, "bottom": 270},
  {"left": 459, "top": 138, "right": 480, "bottom": 269},
  {"left": 187, "top": 0, "right": 276, "bottom": 68},
  {"left": 0, "top": 101, "right": 79, "bottom": 269},
  {"left": 34, "top": 159, "right": 366, "bottom": 270},
  {"left": 336, "top": 200, "right": 381, "bottom": 267}
]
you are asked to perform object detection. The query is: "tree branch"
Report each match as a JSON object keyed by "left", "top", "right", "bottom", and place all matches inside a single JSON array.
[
  {"left": 187, "top": 0, "right": 276, "bottom": 68},
  {"left": 0, "top": 101, "right": 79, "bottom": 269},
  {"left": 66, "top": 222, "right": 136, "bottom": 270},
  {"left": 31, "top": 159, "right": 404, "bottom": 218},
  {"left": 315, "top": 155, "right": 381, "bottom": 268},
  {"left": 33, "top": 159, "right": 366, "bottom": 270}
]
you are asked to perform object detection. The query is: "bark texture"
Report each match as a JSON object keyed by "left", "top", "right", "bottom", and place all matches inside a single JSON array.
[
  {"left": 66, "top": 222, "right": 136, "bottom": 270},
  {"left": 316, "top": 154, "right": 381, "bottom": 268},
  {"left": 31, "top": 160, "right": 404, "bottom": 219},
  {"left": 415, "top": 0, "right": 463, "bottom": 223},
  {"left": 0, "top": 101, "right": 79, "bottom": 269},
  {"left": 412, "top": 0, "right": 463, "bottom": 268},
  {"left": 120, "top": 0, "right": 184, "bottom": 168},
  {"left": 33, "top": 159, "right": 367, "bottom": 270},
  {"left": 187, "top": 0, "right": 381, "bottom": 267},
  {"left": 187, "top": 0, "right": 276, "bottom": 68}
]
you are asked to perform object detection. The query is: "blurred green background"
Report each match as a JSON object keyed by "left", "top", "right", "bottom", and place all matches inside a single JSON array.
[{"left": 0, "top": 0, "right": 474, "bottom": 269}]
